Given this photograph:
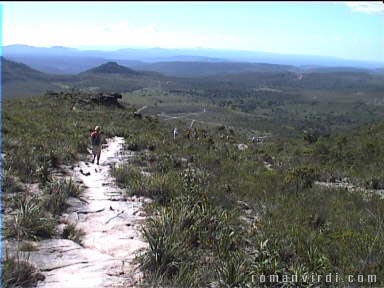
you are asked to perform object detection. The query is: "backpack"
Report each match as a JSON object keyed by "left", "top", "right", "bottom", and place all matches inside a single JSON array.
[{"left": 91, "top": 131, "right": 101, "bottom": 145}]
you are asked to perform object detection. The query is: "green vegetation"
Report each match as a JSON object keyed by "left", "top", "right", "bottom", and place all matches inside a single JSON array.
[
  {"left": 126, "top": 122, "right": 384, "bottom": 287},
  {"left": 5, "top": 57, "right": 384, "bottom": 137},
  {"left": 62, "top": 224, "right": 85, "bottom": 246},
  {"left": 267, "top": 123, "right": 384, "bottom": 188},
  {"left": 3, "top": 85, "right": 384, "bottom": 287},
  {"left": 2, "top": 255, "right": 44, "bottom": 288},
  {"left": 4, "top": 194, "right": 56, "bottom": 240},
  {"left": 42, "top": 179, "right": 84, "bottom": 216},
  {"left": 2, "top": 92, "right": 154, "bottom": 241}
]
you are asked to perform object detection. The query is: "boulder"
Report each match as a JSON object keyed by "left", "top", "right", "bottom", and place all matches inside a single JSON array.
[
  {"left": 237, "top": 144, "right": 248, "bottom": 151},
  {"left": 90, "top": 93, "right": 122, "bottom": 106}
]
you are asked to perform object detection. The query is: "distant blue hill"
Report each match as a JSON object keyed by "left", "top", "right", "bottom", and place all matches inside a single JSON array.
[{"left": 3, "top": 44, "right": 384, "bottom": 75}]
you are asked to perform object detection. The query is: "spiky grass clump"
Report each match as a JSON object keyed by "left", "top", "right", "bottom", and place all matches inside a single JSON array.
[
  {"left": 1, "top": 253, "right": 44, "bottom": 288},
  {"left": 138, "top": 169, "right": 247, "bottom": 287},
  {"left": 62, "top": 223, "right": 85, "bottom": 245},
  {"left": 4, "top": 195, "right": 56, "bottom": 240},
  {"left": 42, "top": 178, "right": 83, "bottom": 216},
  {"left": 111, "top": 164, "right": 145, "bottom": 193},
  {"left": 112, "top": 163, "right": 180, "bottom": 204}
]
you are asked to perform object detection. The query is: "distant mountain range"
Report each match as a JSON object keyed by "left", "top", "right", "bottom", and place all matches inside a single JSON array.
[
  {"left": 3, "top": 56, "right": 384, "bottom": 99},
  {"left": 3, "top": 44, "right": 384, "bottom": 76}
]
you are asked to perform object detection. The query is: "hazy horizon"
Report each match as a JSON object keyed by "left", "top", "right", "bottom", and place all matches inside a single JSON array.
[
  {"left": 3, "top": 2, "right": 384, "bottom": 63},
  {"left": 5, "top": 43, "right": 384, "bottom": 66}
]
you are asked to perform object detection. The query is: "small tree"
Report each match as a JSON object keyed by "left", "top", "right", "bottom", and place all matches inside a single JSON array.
[{"left": 285, "top": 166, "right": 318, "bottom": 193}]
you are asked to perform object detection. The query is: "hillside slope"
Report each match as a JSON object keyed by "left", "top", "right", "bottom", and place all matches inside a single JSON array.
[
  {"left": 2, "top": 58, "right": 166, "bottom": 98},
  {"left": 132, "top": 61, "right": 298, "bottom": 77},
  {"left": 1, "top": 57, "right": 75, "bottom": 98},
  {"left": 3, "top": 92, "right": 384, "bottom": 287}
]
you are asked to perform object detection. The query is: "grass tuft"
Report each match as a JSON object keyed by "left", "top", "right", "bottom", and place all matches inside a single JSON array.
[{"left": 4, "top": 195, "right": 56, "bottom": 240}]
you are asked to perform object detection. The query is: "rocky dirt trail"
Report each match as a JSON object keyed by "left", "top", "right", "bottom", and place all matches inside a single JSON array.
[
  {"left": 262, "top": 161, "right": 384, "bottom": 199},
  {"left": 18, "top": 137, "right": 149, "bottom": 288},
  {"left": 315, "top": 180, "right": 384, "bottom": 199}
]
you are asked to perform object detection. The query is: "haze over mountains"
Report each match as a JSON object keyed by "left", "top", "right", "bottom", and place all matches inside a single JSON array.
[
  {"left": 4, "top": 44, "right": 384, "bottom": 76},
  {"left": 3, "top": 55, "right": 384, "bottom": 100}
]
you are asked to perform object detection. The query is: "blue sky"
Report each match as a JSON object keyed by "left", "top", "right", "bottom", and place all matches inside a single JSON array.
[{"left": 1, "top": 1, "right": 383, "bottom": 62}]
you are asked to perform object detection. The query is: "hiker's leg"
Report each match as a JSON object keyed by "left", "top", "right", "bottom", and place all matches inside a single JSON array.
[
  {"left": 96, "top": 146, "right": 101, "bottom": 165},
  {"left": 92, "top": 146, "right": 96, "bottom": 163}
]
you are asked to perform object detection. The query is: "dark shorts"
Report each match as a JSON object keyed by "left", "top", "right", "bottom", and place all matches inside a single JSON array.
[{"left": 92, "top": 145, "right": 101, "bottom": 155}]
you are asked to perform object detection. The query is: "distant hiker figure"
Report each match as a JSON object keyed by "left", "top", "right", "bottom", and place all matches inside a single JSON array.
[
  {"left": 90, "top": 126, "right": 102, "bottom": 165},
  {"left": 173, "top": 128, "right": 179, "bottom": 140},
  {"left": 186, "top": 120, "right": 195, "bottom": 140}
]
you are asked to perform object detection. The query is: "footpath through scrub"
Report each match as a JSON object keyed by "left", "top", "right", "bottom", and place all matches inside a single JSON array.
[{"left": 18, "top": 137, "right": 149, "bottom": 288}]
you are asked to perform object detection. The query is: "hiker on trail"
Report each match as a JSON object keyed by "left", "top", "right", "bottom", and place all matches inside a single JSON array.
[
  {"left": 173, "top": 127, "right": 179, "bottom": 140},
  {"left": 90, "top": 126, "right": 103, "bottom": 165}
]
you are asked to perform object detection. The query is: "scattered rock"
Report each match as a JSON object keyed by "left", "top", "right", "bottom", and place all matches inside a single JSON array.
[
  {"left": 77, "top": 208, "right": 105, "bottom": 214},
  {"left": 60, "top": 212, "right": 79, "bottom": 225},
  {"left": 79, "top": 169, "right": 91, "bottom": 176},
  {"left": 237, "top": 143, "right": 248, "bottom": 151},
  {"left": 57, "top": 224, "right": 67, "bottom": 236},
  {"left": 237, "top": 200, "right": 250, "bottom": 210}
]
